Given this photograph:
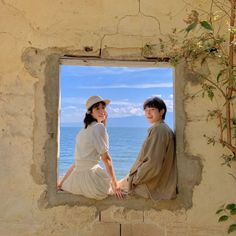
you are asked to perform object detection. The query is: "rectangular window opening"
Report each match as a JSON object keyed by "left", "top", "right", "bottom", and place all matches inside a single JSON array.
[{"left": 57, "top": 59, "right": 174, "bottom": 200}]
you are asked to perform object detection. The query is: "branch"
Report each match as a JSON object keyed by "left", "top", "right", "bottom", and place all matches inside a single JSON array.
[
  {"left": 225, "top": 0, "right": 236, "bottom": 145},
  {"left": 209, "top": 0, "right": 214, "bottom": 25},
  {"left": 182, "top": 0, "right": 211, "bottom": 15},
  {"left": 208, "top": 33, "right": 228, "bottom": 62},
  {"left": 203, "top": 75, "right": 227, "bottom": 98},
  {"left": 218, "top": 112, "right": 224, "bottom": 141},
  {"left": 228, "top": 173, "right": 236, "bottom": 181},
  {"left": 214, "top": 0, "right": 231, "bottom": 9},
  {"left": 189, "top": 65, "right": 227, "bottom": 98},
  {"left": 220, "top": 139, "right": 236, "bottom": 154},
  {"left": 214, "top": 0, "right": 231, "bottom": 17}
]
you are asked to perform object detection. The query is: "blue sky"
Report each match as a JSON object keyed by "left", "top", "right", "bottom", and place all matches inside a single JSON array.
[{"left": 60, "top": 65, "right": 174, "bottom": 128}]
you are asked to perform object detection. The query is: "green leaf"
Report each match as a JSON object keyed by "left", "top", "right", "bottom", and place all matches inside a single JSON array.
[
  {"left": 216, "top": 209, "right": 224, "bottom": 214},
  {"left": 201, "top": 56, "right": 207, "bottom": 65},
  {"left": 216, "top": 72, "right": 222, "bottom": 82},
  {"left": 226, "top": 204, "right": 236, "bottom": 210},
  {"left": 216, "top": 69, "right": 227, "bottom": 82},
  {"left": 218, "top": 215, "right": 229, "bottom": 222},
  {"left": 233, "top": 118, "right": 236, "bottom": 125},
  {"left": 207, "top": 89, "right": 214, "bottom": 100},
  {"left": 229, "top": 75, "right": 236, "bottom": 81},
  {"left": 200, "top": 21, "right": 213, "bottom": 31},
  {"left": 230, "top": 209, "right": 236, "bottom": 215},
  {"left": 186, "top": 22, "right": 198, "bottom": 33},
  {"left": 228, "top": 224, "right": 236, "bottom": 234}
]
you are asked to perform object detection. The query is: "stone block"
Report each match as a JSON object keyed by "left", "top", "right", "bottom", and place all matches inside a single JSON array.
[
  {"left": 166, "top": 225, "right": 189, "bottom": 236},
  {"left": 188, "top": 227, "right": 224, "bottom": 236},
  {"left": 100, "top": 207, "right": 143, "bottom": 223},
  {"left": 121, "top": 223, "right": 165, "bottom": 236},
  {"left": 144, "top": 209, "right": 186, "bottom": 227},
  {"left": 83, "top": 222, "right": 120, "bottom": 236}
]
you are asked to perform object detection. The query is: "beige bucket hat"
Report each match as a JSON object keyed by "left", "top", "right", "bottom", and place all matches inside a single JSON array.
[{"left": 86, "top": 95, "right": 111, "bottom": 110}]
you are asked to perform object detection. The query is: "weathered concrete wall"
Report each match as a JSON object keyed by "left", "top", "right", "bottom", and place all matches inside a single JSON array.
[{"left": 0, "top": 0, "right": 235, "bottom": 235}]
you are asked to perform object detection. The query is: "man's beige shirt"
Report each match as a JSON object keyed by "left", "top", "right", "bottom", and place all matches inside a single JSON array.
[{"left": 128, "top": 121, "right": 177, "bottom": 201}]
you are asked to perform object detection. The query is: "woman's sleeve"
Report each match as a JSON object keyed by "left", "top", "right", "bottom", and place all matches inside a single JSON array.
[{"left": 92, "top": 124, "right": 109, "bottom": 155}]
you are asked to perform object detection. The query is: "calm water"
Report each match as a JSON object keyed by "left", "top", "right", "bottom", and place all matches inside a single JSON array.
[{"left": 58, "top": 127, "right": 147, "bottom": 179}]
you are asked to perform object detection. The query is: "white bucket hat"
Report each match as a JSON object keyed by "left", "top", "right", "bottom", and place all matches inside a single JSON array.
[{"left": 86, "top": 95, "right": 111, "bottom": 111}]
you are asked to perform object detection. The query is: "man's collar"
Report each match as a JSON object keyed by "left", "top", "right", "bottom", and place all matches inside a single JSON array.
[{"left": 148, "top": 120, "right": 164, "bottom": 132}]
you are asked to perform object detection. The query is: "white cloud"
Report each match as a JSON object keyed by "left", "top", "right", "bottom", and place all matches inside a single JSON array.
[
  {"left": 61, "top": 97, "right": 86, "bottom": 106},
  {"left": 107, "top": 100, "right": 144, "bottom": 118},
  {"left": 77, "top": 83, "right": 173, "bottom": 89},
  {"left": 60, "top": 100, "right": 144, "bottom": 122},
  {"left": 107, "top": 105, "right": 144, "bottom": 118},
  {"left": 63, "top": 106, "right": 77, "bottom": 110},
  {"left": 61, "top": 66, "right": 171, "bottom": 77},
  {"left": 111, "top": 100, "right": 142, "bottom": 106},
  {"left": 164, "top": 99, "right": 173, "bottom": 112},
  {"left": 60, "top": 97, "right": 173, "bottom": 123},
  {"left": 151, "top": 94, "right": 162, "bottom": 98},
  {"left": 60, "top": 107, "right": 86, "bottom": 123}
]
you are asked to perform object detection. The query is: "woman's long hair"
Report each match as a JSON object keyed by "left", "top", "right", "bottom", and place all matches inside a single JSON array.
[{"left": 83, "top": 101, "right": 106, "bottom": 128}]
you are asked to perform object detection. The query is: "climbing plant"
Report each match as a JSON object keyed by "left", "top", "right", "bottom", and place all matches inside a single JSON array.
[{"left": 144, "top": 0, "right": 236, "bottom": 233}]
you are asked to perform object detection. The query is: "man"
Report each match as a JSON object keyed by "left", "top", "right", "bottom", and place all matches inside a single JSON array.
[{"left": 127, "top": 96, "right": 177, "bottom": 201}]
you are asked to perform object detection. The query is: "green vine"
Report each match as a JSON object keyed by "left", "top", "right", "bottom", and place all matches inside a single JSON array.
[{"left": 144, "top": 0, "right": 236, "bottom": 233}]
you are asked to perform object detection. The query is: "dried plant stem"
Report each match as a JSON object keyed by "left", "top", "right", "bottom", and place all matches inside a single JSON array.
[
  {"left": 218, "top": 112, "right": 224, "bottom": 141},
  {"left": 225, "top": 0, "right": 236, "bottom": 145}
]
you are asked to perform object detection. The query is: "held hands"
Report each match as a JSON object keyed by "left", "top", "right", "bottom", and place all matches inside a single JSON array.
[{"left": 111, "top": 181, "right": 124, "bottom": 200}]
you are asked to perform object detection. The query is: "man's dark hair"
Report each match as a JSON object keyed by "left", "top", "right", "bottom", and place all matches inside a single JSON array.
[
  {"left": 83, "top": 101, "right": 106, "bottom": 128},
  {"left": 143, "top": 97, "right": 167, "bottom": 120}
]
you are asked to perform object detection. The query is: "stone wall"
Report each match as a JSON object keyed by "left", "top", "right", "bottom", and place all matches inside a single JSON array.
[{"left": 0, "top": 0, "right": 235, "bottom": 235}]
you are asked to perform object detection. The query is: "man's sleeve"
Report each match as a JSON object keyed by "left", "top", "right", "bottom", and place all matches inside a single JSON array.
[{"left": 131, "top": 128, "right": 168, "bottom": 185}]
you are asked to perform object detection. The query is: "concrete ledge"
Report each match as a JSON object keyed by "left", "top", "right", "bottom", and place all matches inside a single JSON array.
[{"left": 43, "top": 190, "right": 182, "bottom": 211}]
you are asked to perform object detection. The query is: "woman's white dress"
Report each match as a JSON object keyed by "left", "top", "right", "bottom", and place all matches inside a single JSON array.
[{"left": 61, "top": 122, "right": 111, "bottom": 200}]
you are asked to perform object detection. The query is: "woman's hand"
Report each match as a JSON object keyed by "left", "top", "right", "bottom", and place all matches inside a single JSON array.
[
  {"left": 101, "top": 152, "right": 124, "bottom": 199},
  {"left": 57, "top": 163, "right": 75, "bottom": 191},
  {"left": 57, "top": 182, "right": 62, "bottom": 190}
]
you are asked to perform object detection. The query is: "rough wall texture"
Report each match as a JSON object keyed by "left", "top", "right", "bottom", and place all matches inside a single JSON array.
[{"left": 0, "top": 0, "right": 236, "bottom": 235}]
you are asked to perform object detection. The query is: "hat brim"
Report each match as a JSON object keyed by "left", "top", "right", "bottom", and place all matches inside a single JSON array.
[
  {"left": 103, "top": 99, "right": 111, "bottom": 106},
  {"left": 87, "top": 98, "right": 111, "bottom": 110}
]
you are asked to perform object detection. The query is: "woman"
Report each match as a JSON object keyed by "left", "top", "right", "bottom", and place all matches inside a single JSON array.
[{"left": 58, "top": 95, "right": 123, "bottom": 200}]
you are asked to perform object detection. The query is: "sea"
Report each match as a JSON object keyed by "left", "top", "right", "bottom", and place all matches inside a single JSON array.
[{"left": 58, "top": 127, "right": 148, "bottom": 180}]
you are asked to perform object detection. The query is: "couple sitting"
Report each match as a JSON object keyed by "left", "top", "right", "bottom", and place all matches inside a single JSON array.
[{"left": 58, "top": 95, "right": 177, "bottom": 201}]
